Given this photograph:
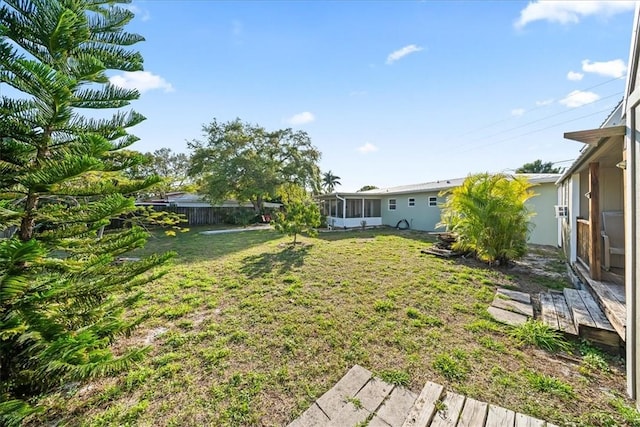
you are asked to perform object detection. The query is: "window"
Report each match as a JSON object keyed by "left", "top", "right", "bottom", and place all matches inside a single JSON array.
[
  {"left": 428, "top": 196, "right": 437, "bottom": 207},
  {"left": 388, "top": 199, "right": 396, "bottom": 210},
  {"left": 408, "top": 197, "right": 415, "bottom": 207}
]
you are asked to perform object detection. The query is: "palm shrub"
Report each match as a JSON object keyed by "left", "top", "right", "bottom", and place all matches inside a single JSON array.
[
  {"left": 437, "top": 173, "right": 536, "bottom": 264},
  {"left": 0, "top": 1, "right": 172, "bottom": 424}
]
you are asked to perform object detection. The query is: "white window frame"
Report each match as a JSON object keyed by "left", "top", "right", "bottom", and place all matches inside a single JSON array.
[
  {"left": 428, "top": 196, "right": 437, "bottom": 207},
  {"left": 388, "top": 199, "right": 397, "bottom": 210},
  {"left": 408, "top": 197, "right": 416, "bottom": 207}
]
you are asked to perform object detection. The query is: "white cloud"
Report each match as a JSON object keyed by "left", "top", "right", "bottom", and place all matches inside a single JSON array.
[
  {"left": 567, "top": 71, "right": 584, "bottom": 81},
  {"left": 536, "top": 98, "right": 554, "bottom": 106},
  {"left": 559, "top": 90, "right": 600, "bottom": 108},
  {"left": 386, "top": 44, "right": 423, "bottom": 64},
  {"left": 286, "top": 112, "right": 315, "bottom": 125},
  {"left": 511, "top": 108, "right": 525, "bottom": 117},
  {"left": 357, "top": 142, "right": 379, "bottom": 154},
  {"left": 581, "top": 59, "right": 627, "bottom": 78},
  {"left": 515, "top": 1, "right": 635, "bottom": 29},
  {"left": 109, "top": 71, "right": 173, "bottom": 93}
]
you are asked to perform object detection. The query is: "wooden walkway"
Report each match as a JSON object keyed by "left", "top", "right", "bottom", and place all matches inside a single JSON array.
[
  {"left": 540, "top": 287, "right": 620, "bottom": 350},
  {"left": 288, "top": 365, "right": 558, "bottom": 427}
]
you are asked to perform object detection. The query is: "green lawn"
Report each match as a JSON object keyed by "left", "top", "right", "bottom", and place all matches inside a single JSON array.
[{"left": 35, "top": 227, "right": 637, "bottom": 426}]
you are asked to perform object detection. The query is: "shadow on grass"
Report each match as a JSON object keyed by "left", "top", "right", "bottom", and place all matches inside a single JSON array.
[
  {"left": 132, "top": 226, "right": 282, "bottom": 263},
  {"left": 315, "top": 227, "right": 437, "bottom": 244},
  {"left": 239, "top": 244, "right": 313, "bottom": 278}
]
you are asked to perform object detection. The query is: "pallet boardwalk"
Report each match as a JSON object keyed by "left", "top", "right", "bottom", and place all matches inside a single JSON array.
[{"left": 288, "top": 365, "right": 556, "bottom": 427}]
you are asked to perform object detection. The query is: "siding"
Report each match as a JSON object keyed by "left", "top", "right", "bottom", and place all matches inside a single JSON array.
[{"left": 379, "top": 183, "right": 559, "bottom": 246}]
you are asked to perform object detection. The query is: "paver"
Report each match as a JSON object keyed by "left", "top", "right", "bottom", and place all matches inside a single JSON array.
[
  {"left": 316, "top": 364, "right": 372, "bottom": 419},
  {"left": 287, "top": 403, "right": 330, "bottom": 427},
  {"left": 355, "top": 377, "right": 394, "bottom": 412},
  {"left": 487, "top": 306, "right": 528, "bottom": 326}
]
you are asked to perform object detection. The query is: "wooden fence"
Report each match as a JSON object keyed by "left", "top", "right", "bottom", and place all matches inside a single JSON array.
[{"left": 151, "top": 206, "right": 259, "bottom": 226}]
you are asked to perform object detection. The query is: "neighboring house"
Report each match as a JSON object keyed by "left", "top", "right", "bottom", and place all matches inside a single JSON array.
[
  {"left": 137, "top": 192, "right": 282, "bottom": 209},
  {"left": 136, "top": 192, "right": 281, "bottom": 226},
  {"left": 558, "top": 4, "right": 640, "bottom": 405},
  {"left": 317, "top": 173, "right": 561, "bottom": 246}
]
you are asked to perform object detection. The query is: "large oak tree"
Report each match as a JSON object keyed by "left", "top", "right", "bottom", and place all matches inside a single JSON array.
[{"left": 188, "top": 118, "right": 322, "bottom": 212}]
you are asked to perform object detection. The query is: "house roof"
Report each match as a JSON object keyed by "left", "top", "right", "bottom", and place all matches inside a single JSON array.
[
  {"left": 318, "top": 173, "right": 560, "bottom": 199},
  {"left": 557, "top": 101, "right": 626, "bottom": 183}
]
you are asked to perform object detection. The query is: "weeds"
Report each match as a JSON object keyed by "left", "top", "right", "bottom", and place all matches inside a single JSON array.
[
  {"left": 379, "top": 369, "right": 410, "bottom": 386},
  {"left": 510, "top": 320, "right": 570, "bottom": 352},
  {"left": 523, "top": 370, "right": 575, "bottom": 399}
]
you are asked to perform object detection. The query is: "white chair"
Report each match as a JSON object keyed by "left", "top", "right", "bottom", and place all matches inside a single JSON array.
[{"left": 601, "top": 211, "right": 625, "bottom": 271}]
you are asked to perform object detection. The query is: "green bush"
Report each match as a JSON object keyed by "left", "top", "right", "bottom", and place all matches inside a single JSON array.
[{"left": 438, "top": 173, "right": 535, "bottom": 264}]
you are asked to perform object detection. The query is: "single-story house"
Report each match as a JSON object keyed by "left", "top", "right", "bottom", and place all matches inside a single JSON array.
[
  {"left": 317, "top": 173, "right": 561, "bottom": 246},
  {"left": 136, "top": 192, "right": 282, "bottom": 209},
  {"left": 559, "top": 4, "right": 640, "bottom": 406}
]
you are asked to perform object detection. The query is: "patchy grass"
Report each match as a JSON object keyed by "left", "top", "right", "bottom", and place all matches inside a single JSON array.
[
  {"left": 31, "top": 227, "right": 630, "bottom": 426},
  {"left": 510, "top": 320, "right": 571, "bottom": 352}
]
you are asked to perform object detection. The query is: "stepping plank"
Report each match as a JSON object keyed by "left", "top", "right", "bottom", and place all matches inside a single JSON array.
[
  {"left": 355, "top": 377, "right": 394, "bottom": 412},
  {"left": 368, "top": 415, "right": 392, "bottom": 427},
  {"left": 539, "top": 293, "right": 559, "bottom": 331},
  {"left": 328, "top": 401, "right": 370, "bottom": 427},
  {"left": 550, "top": 291, "right": 578, "bottom": 335},
  {"left": 401, "top": 382, "right": 444, "bottom": 427},
  {"left": 563, "top": 288, "right": 596, "bottom": 330},
  {"left": 487, "top": 306, "right": 528, "bottom": 327},
  {"left": 457, "top": 397, "right": 488, "bottom": 427},
  {"left": 376, "top": 387, "right": 418, "bottom": 427},
  {"left": 287, "top": 403, "right": 330, "bottom": 427},
  {"left": 316, "top": 365, "right": 372, "bottom": 419},
  {"left": 431, "top": 392, "right": 465, "bottom": 427},
  {"left": 492, "top": 296, "right": 534, "bottom": 317},
  {"left": 485, "top": 404, "right": 515, "bottom": 427},
  {"left": 577, "top": 290, "right": 615, "bottom": 332},
  {"left": 515, "top": 412, "right": 545, "bottom": 427},
  {"left": 497, "top": 288, "right": 531, "bottom": 304}
]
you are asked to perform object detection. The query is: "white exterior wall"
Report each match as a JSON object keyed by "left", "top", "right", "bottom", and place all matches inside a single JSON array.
[{"left": 526, "top": 182, "right": 559, "bottom": 246}]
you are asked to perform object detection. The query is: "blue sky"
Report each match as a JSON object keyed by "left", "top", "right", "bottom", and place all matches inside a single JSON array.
[{"left": 113, "top": 0, "right": 636, "bottom": 191}]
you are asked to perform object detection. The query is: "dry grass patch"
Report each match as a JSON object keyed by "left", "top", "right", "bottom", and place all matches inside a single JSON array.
[{"left": 29, "top": 227, "right": 634, "bottom": 426}]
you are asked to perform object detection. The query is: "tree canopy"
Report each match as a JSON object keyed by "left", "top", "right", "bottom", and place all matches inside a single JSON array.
[
  {"left": 273, "top": 183, "right": 321, "bottom": 244},
  {"left": 357, "top": 185, "right": 378, "bottom": 192},
  {"left": 188, "top": 118, "right": 321, "bottom": 211},
  {"left": 0, "top": 1, "right": 171, "bottom": 423},
  {"left": 515, "top": 159, "right": 561, "bottom": 174},
  {"left": 126, "top": 148, "right": 193, "bottom": 197},
  {"left": 322, "top": 170, "right": 341, "bottom": 193}
]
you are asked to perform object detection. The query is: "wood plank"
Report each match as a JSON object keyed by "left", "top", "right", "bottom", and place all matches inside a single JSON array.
[
  {"left": 539, "top": 293, "right": 559, "bottom": 331},
  {"left": 492, "top": 296, "right": 534, "bottom": 318},
  {"left": 401, "top": 382, "right": 444, "bottom": 427},
  {"left": 576, "top": 263, "right": 626, "bottom": 341},
  {"left": 496, "top": 288, "right": 531, "bottom": 304},
  {"left": 327, "top": 401, "right": 370, "bottom": 427},
  {"left": 457, "top": 397, "right": 488, "bottom": 427},
  {"left": 316, "top": 365, "right": 372, "bottom": 419},
  {"left": 431, "top": 392, "right": 465, "bottom": 427},
  {"left": 287, "top": 403, "right": 330, "bottom": 427},
  {"left": 514, "top": 412, "right": 545, "bottom": 427},
  {"left": 355, "top": 377, "right": 394, "bottom": 412},
  {"left": 577, "top": 290, "right": 616, "bottom": 332},
  {"left": 376, "top": 387, "right": 418, "bottom": 427},
  {"left": 487, "top": 306, "right": 528, "bottom": 327},
  {"left": 550, "top": 291, "right": 578, "bottom": 335},
  {"left": 563, "top": 288, "right": 596, "bottom": 330},
  {"left": 368, "top": 415, "right": 392, "bottom": 427},
  {"left": 485, "top": 404, "right": 515, "bottom": 427},
  {"left": 588, "top": 162, "right": 601, "bottom": 280}
]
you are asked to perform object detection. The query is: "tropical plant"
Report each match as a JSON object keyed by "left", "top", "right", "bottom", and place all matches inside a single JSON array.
[
  {"left": 273, "top": 183, "right": 321, "bottom": 244},
  {"left": 188, "top": 118, "right": 322, "bottom": 212},
  {"left": 437, "top": 173, "right": 536, "bottom": 264},
  {"left": 516, "top": 159, "right": 561, "bottom": 174},
  {"left": 0, "top": 1, "right": 172, "bottom": 424},
  {"left": 322, "top": 170, "right": 341, "bottom": 193}
]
